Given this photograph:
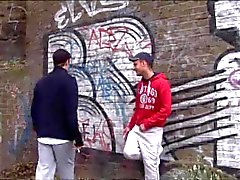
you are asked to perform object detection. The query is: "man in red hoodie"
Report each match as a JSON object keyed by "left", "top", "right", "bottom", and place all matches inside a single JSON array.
[{"left": 123, "top": 52, "right": 172, "bottom": 180}]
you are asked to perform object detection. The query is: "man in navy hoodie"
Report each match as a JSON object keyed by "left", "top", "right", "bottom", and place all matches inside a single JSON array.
[{"left": 31, "top": 49, "right": 83, "bottom": 180}]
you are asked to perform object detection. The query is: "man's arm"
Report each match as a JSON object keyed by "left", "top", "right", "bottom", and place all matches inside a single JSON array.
[
  {"left": 123, "top": 108, "right": 137, "bottom": 140},
  {"left": 127, "top": 109, "right": 138, "bottom": 130},
  {"left": 30, "top": 85, "right": 38, "bottom": 131},
  {"left": 126, "top": 82, "right": 141, "bottom": 130},
  {"left": 123, "top": 88, "right": 139, "bottom": 140},
  {"left": 142, "top": 79, "right": 172, "bottom": 131},
  {"left": 65, "top": 77, "right": 83, "bottom": 146}
]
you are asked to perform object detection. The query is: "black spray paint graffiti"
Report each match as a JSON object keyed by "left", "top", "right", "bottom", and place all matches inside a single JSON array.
[
  {"left": 159, "top": 0, "right": 240, "bottom": 170},
  {"left": 44, "top": 16, "right": 155, "bottom": 152},
  {"left": 208, "top": 0, "right": 240, "bottom": 48},
  {"left": 207, "top": 0, "right": 240, "bottom": 169},
  {"left": 162, "top": 69, "right": 238, "bottom": 165}
]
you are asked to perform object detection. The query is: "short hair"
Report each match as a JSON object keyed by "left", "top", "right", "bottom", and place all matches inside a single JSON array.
[{"left": 53, "top": 49, "right": 71, "bottom": 66}]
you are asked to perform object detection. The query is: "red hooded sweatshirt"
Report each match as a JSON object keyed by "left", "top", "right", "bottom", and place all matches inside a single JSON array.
[{"left": 128, "top": 73, "right": 172, "bottom": 131}]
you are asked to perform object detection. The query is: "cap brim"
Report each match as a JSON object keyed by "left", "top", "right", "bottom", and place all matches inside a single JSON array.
[{"left": 129, "top": 57, "right": 139, "bottom": 62}]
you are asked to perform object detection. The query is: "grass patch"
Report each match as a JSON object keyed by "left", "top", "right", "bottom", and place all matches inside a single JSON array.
[{"left": 165, "top": 155, "right": 237, "bottom": 180}]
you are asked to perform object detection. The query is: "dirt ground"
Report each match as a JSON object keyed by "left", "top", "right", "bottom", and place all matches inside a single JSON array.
[
  {"left": 0, "top": 148, "right": 239, "bottom": 180},
  {"left": 0, "top": 148, "right": 144, "bottom": 180}
]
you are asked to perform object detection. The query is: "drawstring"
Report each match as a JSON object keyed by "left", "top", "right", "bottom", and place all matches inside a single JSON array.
[
  {"left": 140, "top": 82, "right": 144, "bottom": 94},
  {"left": 139, "top": 81, "right": 151, "bottom": 95},
  {"left": 147, "top": 81, "right": 151, "bottom": 96}
]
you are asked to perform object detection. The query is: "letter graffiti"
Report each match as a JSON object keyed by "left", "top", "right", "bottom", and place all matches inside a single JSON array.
[
  {"left": 54, "top": 0, "right": 129, "bottom": 29},
  {"left": 8, "top": 2, "right": 27, "bottom": 31}
]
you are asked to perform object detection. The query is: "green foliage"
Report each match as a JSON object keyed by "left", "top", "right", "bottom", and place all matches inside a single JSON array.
[
  {"left": 169, "top": 155, "right": 237, "bottom": 180},
  {"left": 162, "top": 156, "right": 236, "bottom": 180},
  {"left": 184, "top": 163, "right": 225, "bottom": 180}
]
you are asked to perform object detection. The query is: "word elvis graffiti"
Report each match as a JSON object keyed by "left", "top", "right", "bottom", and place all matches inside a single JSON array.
[{"left": 54, "top": 0, "right": 129, "bottom": 29}]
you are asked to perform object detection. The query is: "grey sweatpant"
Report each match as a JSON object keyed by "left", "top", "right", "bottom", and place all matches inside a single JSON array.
[
  {"left": 123, "top": 125, "right": 163, "bottom": 180},
  {"left": 35, "top": 141, "right": 76, "bottom": 180}
]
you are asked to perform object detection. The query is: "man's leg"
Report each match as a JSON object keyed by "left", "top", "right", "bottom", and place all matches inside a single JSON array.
[
  {"left": 53, "top": 141, "right": 75, "bottom": 180},
  {"left": 123, "top": 125, "right": 141, "bottom": 160},
  {"left": 137, "top": 127, "right": 163, "bottom": 180},
  {"left": 35, "top": 142, "right": 56, "bottom": 180}
]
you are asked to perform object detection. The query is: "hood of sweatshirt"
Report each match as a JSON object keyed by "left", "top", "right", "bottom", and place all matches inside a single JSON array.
[
  {"left": 139, "top": 72, "right": 167, "bottom": 96},
  {"left": 128, "top": 72, "right": 172, "bottom": 130}
]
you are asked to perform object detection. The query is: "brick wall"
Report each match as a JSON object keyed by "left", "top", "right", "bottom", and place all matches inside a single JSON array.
[
  {"left": 26, "top": 0, "right": 240, "bottom": 170},
  {"left": 0, "top": 1, "right": 31, "bottom": 171},
  {"left": 0, "top": 60, "right": 37, "bottom": 171},
  {"left": 1, "top": 0, "right": 240, "bottom": 175},
  {"left": 0, "top": 1, "right": 26, "bottom": 61}
]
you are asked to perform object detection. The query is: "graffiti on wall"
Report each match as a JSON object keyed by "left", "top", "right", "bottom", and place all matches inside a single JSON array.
[
  {"left": 161, "top": 0, "right": 240, "bottom": 170},
  {"left": 48, "top": 0, "right": 240, "bottom": 170},
  {"left": 161, "top": 69, "right": 238, "bottom": 166},
  {"left": 45, "top": 15, "right": 154, "bottom": 152},
  {"left": 55, "top": 0, "right": 129, "bottom": 29},
  {"left": 8, "top": 2, "right": 27, "bottom": 31},
  {"left": 214, "top": 50, "right": 240, "bottom": 169},
  {"left": 208, "top": 0, "right": 240, "bottom": 48},
  {"left": 208, "top": 0, "right": 240, "bottom": 169},
  {"left": 5, "top": 84, "right": 32, "bottom": 156}
]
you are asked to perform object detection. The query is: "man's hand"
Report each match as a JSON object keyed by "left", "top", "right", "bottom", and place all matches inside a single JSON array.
[
  {"left": 139, "top": 124, "right": 146, "bottom": 132},
  {"left": 74, "top": 139, "right": 84, "bottom": 153},
  {"left": 123, "top": 126, "right": 130, "bottom": 141},
  {"left": 74, "top": 144, "right": 84, "bottom": 153}
]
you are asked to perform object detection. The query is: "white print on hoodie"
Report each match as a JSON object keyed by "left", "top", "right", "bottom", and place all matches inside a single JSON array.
[{"left": 139, "top": 81, "right": 158, "bottom": 110}]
